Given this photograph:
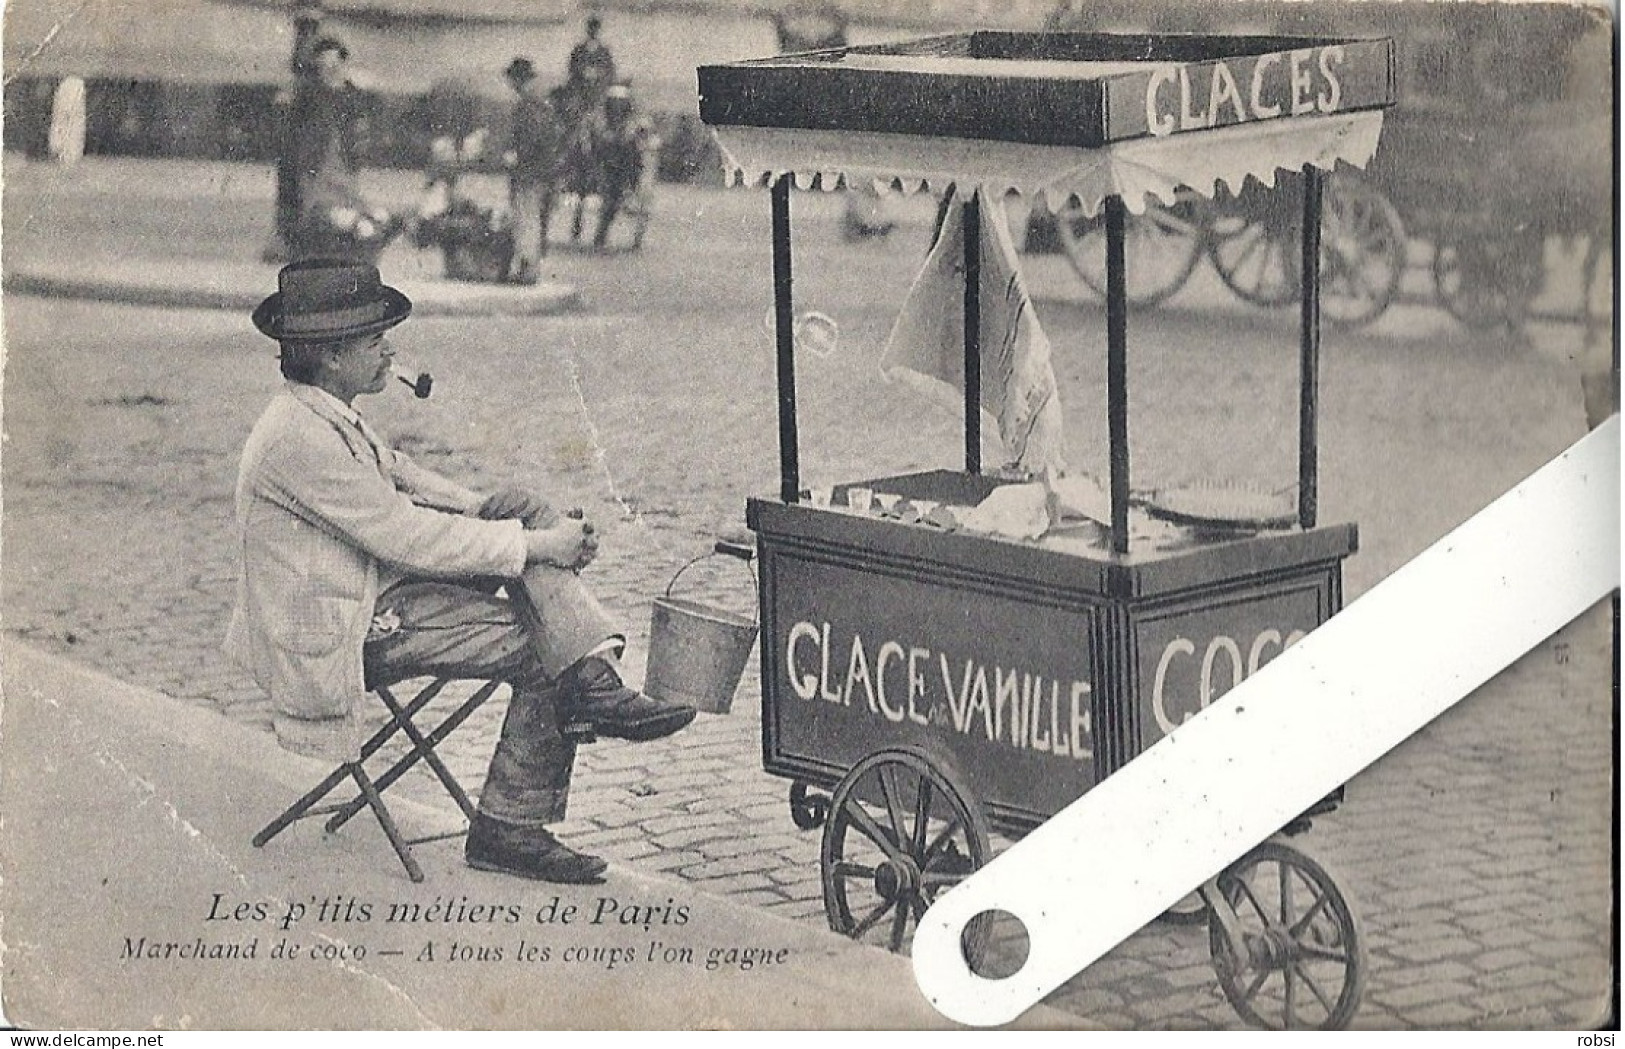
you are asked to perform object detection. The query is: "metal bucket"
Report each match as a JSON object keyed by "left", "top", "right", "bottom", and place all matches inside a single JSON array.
[{"left": 644, "top": 550, "right": 758, "bottom": 715}]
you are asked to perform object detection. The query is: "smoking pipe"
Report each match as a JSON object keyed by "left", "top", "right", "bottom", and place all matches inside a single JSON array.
[{"left": 391, "top": 362, "right": 433, "bottom": 399}]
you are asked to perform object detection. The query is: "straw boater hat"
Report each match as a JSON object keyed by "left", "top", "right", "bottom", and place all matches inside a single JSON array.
[{"left": 253, "top": 259, "right": 412, "bottom": 343}]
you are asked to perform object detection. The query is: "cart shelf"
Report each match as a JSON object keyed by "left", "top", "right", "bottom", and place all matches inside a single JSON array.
[{"left": 746, "top": 471, "right": 1356, "bottom": 601}]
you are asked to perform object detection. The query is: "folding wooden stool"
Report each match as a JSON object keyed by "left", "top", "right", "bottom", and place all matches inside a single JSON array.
[{"left": 252, "top": 677, "right": 503, "bottom": 882}]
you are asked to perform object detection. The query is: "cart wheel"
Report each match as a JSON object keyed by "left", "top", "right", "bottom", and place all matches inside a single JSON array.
[
  {"left": 1057, "top": 198, "right": 1205, "bottom": 308},
  {"left": 1432, "top": 232, "right": 1544, "bottom": 333},
  {"left": 821, "top": 746, "right": 991, "bottom": 959},
  {"left": 1208, "top": 840, "right": 1365, "bottom": 1031},
  {"left": 1156, "top": 891, "right": 1211, "bottom": 926},
  {"left": 1209, "top": 174, "right": 1404, "bottom": 328},
  {"left": 1206, "top": 184, "right": 1301, "bottom": 309},
  {"left": 1318, "top": 175, "right": 1406, "bottom": 329},
  {"left": 789, "top": 781, "right": 830, "bottom": 830}
]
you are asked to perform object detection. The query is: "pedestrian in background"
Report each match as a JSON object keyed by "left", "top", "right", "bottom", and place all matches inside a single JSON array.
[
  {"left": 566, "top": 14, "right": 617, "bottom": 103},
  {"left": 502, "top": 57, "right": 565, "bottom": 284},
  {"left": 265, "top": 0, "right": 326, "bottom": 263},
  {"left": 288, "top": 36, "right": 399, "bottom": 260}
]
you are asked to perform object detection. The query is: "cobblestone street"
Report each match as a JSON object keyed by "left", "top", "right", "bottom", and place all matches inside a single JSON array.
[{"left": 2, "top": 156, "right": 1615, "bottom": 1028}]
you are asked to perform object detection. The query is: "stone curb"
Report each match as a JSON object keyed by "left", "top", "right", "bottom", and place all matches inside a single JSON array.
[
  {"left": 1, "top": 638, "right": 1081, "bottom": 1030},
  {"left": 4, "top": 266, "right": 584, "bottom": 317}
]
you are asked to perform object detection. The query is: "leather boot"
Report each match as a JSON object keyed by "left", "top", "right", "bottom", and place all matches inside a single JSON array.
[
  {"left": 465, "top": 813, "right": 607, "bottom": 884},
  {"left": 561, "top": 656, "right": 696, "bottom": 742}
]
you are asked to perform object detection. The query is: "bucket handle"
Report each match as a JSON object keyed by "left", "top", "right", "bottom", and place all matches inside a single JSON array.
[{"left": 664, "top": 539, "right": 759, "bottom": 618}]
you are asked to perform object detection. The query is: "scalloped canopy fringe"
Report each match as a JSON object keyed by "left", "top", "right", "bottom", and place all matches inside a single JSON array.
[{"left": 713, "top": 110, "right": 1384, "bottom": 216}]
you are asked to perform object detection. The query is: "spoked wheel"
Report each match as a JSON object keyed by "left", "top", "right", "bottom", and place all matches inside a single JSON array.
[
  {"left": 1208, "top": 840, "right": 1365, "bottom": 1030},
  {"left": 1318, "top": 175, "right": 1407, "bottom": 328},
  {"left": 1057, "top": 197, "right": 1205, "bottom": 308},
  {"left": 821, "top": 746, "right": 991, "bottom": 957},
  {"left": 1207, "top": 184, "right": 1301, "bottom": 309},
  {"left": 789, "top": 780, "right": 830, "bottom": 830},
  {"left": 1433, "top": 231, "right": 1545, "bottom": 333},
  {"left": 1209, "top": 174, "right": 1406, "bottom": 328}
]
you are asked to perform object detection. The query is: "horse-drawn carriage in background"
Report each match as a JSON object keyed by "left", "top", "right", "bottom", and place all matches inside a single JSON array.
[{"left": 1043, "top": 0, "right": 1611, "bottom": 338}]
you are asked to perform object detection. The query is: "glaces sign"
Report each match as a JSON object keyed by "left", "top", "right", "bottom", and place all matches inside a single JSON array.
[
  {"left": 1145, "top": 45, "right": 1348, "bottom": 136},
  {"left": 1105, "top": 38, "right": 1394, "bottom": 142}
]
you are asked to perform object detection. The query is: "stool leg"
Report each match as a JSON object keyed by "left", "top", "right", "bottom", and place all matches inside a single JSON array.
[
  {"left": 374, "top": 685, "right": 480, "bottom": 819},
  {"left": 257, "top": 686, "right": 432, "bottom": 846},
  {"left": 349, "top": 762, "right": 423, "bottom": 883},
  {"left": 253, "top": 762, "right": 353, "bottom": 847},
  {"left": 326, "top": 681, "right": 500, "bottom": 832}
]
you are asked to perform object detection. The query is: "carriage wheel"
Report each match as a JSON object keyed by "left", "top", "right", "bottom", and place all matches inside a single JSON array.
[
  {"left": 1208, "top": 840, "right": 1365, "bottom": 1031},
  {"left": 821, "top": 747, "right": 991, "bottom": 959},
  {"left": 1433, "top": 232, "right": 1544, "bottom": 333},
  {"left": 1318, "top": 176, "right": 1406, "bottom": 328},
  {"left": 1209, "top": 175, "right": 1405, "bottom": 328},
  {"left": 1206, "top": 186, "right": 1300, "bottom": 309},
  {"left": 1057, "top": 199, "right": 1205, "bottom": 308}
]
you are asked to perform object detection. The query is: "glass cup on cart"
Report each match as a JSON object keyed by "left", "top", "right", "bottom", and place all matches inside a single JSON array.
[
  {"left": 844, "top": 487, "right": 874, "bottom": 513},
  {"left": 873, "top": 492, "right": 901, "bottom": 515},
  {"left": 912, "top": 498, "right": 939, "bottom": 518},
  {"left": 804, "top": 486, "right": 833, "bottom": 507}
]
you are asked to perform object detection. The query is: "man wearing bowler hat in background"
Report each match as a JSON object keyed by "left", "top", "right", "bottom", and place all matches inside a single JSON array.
[{"left": 227, "top": 259, "right": 696, "bottom": 883}]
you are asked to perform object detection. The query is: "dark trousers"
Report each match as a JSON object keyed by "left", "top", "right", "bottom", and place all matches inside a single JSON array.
[{"left": 362, "top": 569, "right": 617, "bottom": 825}]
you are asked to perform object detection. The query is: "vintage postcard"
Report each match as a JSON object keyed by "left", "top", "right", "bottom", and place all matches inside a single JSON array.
[{"left": 0, "top": 0, "right": 1615, "bottom": 1031}]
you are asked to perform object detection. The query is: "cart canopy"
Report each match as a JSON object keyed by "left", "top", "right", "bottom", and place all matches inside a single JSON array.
[{"left": 699, "top": 32, "right": 1394, "bottom": 214}]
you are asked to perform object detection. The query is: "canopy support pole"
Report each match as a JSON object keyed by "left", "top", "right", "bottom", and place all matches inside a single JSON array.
[
  {"left": 1105, "top": 196, "right": 1131, "bottom": 555},
  {"left": 1298, "top": 164, "right": 1323, "bottom": 530},
  {"left": 963, "top": 188, "right": 982, "bottom": 475},
  {"left": 771, "top": 174, "right": 800, "bottom": 504}
]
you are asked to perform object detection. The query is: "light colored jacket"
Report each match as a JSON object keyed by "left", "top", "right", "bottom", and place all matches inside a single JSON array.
[{"left": 224, "top": 383, "right": 527, "bottom": 760}]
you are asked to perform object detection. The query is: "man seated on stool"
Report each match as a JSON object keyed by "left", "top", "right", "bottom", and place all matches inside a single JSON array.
[{"left": 226, "top": 259, "right": 696, "bottom": 884}]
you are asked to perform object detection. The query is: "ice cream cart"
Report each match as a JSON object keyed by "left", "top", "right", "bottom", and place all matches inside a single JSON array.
[{"left": 698, "top": 31, "right": 1395, "bottom": 1030}]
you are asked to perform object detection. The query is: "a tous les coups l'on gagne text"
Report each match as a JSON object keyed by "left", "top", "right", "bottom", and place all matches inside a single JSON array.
[{"left": 119, "top": 892, "right": 792, "bottom": 972}]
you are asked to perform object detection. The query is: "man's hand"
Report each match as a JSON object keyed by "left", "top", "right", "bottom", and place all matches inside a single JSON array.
[
  {"left": 524, "top": 518, "right": 599, "bottom": 572},
  {"left": 479, "top": 486, "right": 557, "bottom": 529}
]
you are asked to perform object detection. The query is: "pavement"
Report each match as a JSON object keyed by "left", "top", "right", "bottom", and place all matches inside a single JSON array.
[
  {"left": 1, "top": 153, "right": 1618, "bottom": 1031},
  {"left": 1, "top": 639, "right": 1075, "bottom": 1030},
  {"left": 0, "top": 156, "right": 581, "bottom": 317}
]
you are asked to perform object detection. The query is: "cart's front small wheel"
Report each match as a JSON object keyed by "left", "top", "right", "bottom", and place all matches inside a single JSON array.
[
  {"left": 820, "top": 747, "right": 991, "bottom": 959},
  {"left": 1208, "top": 839, "right": 1365, "bottom": 1031},
  {"left": 789, "top": 781, "right": 830, "bottom": 830}
]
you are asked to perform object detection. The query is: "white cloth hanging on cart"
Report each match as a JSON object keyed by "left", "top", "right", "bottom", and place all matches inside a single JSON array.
[
  {"left": 879, "top": 186, "right": 1067, "bottom": 477},
  {"left": 711, "top": 109, "right": 1383, "bottom": 215}
]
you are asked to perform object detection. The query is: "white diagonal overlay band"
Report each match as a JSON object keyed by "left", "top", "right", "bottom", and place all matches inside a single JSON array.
[{"left": 912, "top": 416, "right": 1620, "bottom": 1027}]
